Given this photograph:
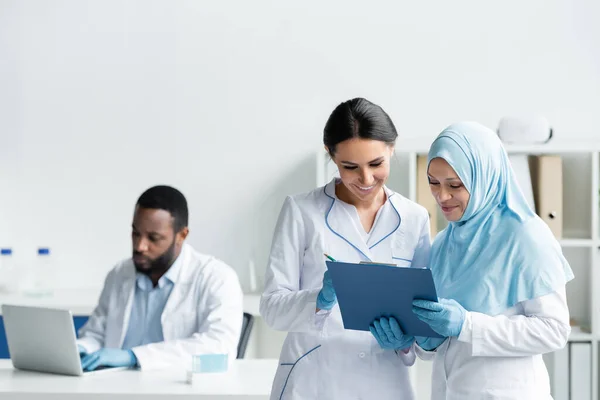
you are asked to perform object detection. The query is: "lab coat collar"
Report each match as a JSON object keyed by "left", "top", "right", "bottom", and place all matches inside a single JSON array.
[
  {"left": 162, "top": 246, "right": 185, "bottom": 284},
  {"left": 323, "top": 178, "right": 338, "bottom": 199},
  {"left": 161, "top": 244, "right": 194, "bottom": 320},
  {"left": 366, "top": 191, "right": 401, "bottom": 250},
  {"left": 323, "top": 179, "right": 400, "bottom": 262}
]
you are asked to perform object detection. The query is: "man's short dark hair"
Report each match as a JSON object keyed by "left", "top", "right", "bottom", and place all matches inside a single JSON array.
[{"left": 136, "top": 185, "right": 188, "bottom": 232}]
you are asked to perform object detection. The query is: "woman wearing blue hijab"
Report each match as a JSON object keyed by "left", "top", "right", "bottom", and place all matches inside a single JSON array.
[{"left": 371, "top": 121, "right": 574, "bottom": 398}]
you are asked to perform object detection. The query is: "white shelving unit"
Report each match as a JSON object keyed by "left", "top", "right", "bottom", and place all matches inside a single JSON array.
[{"left": 317, "top": 140, "right": 600, "bottom": 400}]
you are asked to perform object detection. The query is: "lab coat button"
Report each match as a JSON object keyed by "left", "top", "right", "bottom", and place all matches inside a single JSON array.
[{"left": 358, "top": 352, "right": 365, "bottom": 358}]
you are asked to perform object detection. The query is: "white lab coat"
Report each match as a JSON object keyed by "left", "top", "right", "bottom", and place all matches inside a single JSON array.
[
  {"left": 260, "top": 179, "right": 431, "bottom": 400},
  {"left": 415, "top": 287, "right": 571, "bottom": 399},
  {"left": 77, "top": 243, "right": 244, "bottom": 371}
]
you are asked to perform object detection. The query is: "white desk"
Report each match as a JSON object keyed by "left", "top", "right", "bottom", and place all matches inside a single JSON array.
[
  {"left": 0, "top": 359, "right": 277, "bottom": 399},
  {"left": 0, "top": 289, "right": 261, "bottom": 316}
]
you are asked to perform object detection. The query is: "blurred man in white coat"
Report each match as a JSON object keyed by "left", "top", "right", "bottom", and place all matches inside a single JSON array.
[{"left": 77, "top": 185, "right": 243, "bottom": 371}]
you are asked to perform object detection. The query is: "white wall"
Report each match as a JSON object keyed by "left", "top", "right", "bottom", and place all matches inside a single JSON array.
[{"left": 1, "top": 0, "right": 599, "bottom": 291}]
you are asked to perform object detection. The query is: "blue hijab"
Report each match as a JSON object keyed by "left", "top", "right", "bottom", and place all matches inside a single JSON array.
[{"left": 428, "top": 121, "right": 574, "bottom": 316}]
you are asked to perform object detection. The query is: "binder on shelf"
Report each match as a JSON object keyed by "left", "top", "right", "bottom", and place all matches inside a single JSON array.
[
  {"left": 416, "top": 155, "right": 437, "bottom": 237},
  {"left": 569, "top": 342, "right": 591, "bottom": 400},
  {"left": 530, "top": 155, "right": 563, "bottom": 238}
]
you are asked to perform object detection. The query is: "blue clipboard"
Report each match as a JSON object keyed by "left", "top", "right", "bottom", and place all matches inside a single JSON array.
[{"left": 326, "top": 261, "right": 443, "bottom": 338}]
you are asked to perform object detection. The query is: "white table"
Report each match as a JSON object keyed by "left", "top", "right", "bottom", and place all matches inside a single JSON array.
[{"left": 0, "top": 359, "right": 277, "bottom": 399}]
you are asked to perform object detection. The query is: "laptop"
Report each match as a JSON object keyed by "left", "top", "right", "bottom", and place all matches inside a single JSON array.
[{"left": 1, "top": 304, "right": 127, "bottom": 376}]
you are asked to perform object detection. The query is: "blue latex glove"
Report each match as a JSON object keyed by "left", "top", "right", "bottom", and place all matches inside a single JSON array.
[
  {"left": 316, "top": 270, "right": 337, "bottom": 310},
  {"left": 370, "top": 317, "right": 415, "bottom": 350},
  {"left": 80, "top": 348, "right": 137, "bottom": 371},
  {"left": 415, "top": 336, "right": 447, "bottom": 351},
  {"left": 412, "top": 298, "right": 467, "bottom": 337},
  {"left": 77, "top": 345, "right": 87, "bottom": 357}
]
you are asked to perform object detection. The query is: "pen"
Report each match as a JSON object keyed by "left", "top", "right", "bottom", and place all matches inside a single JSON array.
[{"left": 324, "top": 253, "right": 337, "bottom": 262}]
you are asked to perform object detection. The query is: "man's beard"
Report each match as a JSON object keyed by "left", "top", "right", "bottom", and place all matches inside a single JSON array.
[{"left": 133, "top": 239, "right": 176, "bottom": 277}]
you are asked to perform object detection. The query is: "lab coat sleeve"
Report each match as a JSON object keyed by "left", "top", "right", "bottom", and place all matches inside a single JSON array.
[
  {"left": 395, "top": 346, "right": 417, "bottom": 366},
  {"left": 76, "top": 268, "right": 117, "bottom": 353},
  {"left": 131, "top": 262, "right": 244, "bottom": 371},
  {"left": 462, "top": 287, "right": 571, "bottom": 357},
  {"left": 260, "top": 196, "right": 326, "bottom": 332},
  {"left": 410, "top": 211, "right": 431, "bottom": 269},
  {"left": 414, "top": 344, "right": 437, "bottom": 361}
]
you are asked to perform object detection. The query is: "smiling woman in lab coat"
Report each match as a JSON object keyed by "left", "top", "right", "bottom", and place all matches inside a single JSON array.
[
  {"left": 260, "top": 98, "right": 431, "bottom": 400},
  {"left": 407, "top": 122, "right": 574, "bottom": 399}
]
